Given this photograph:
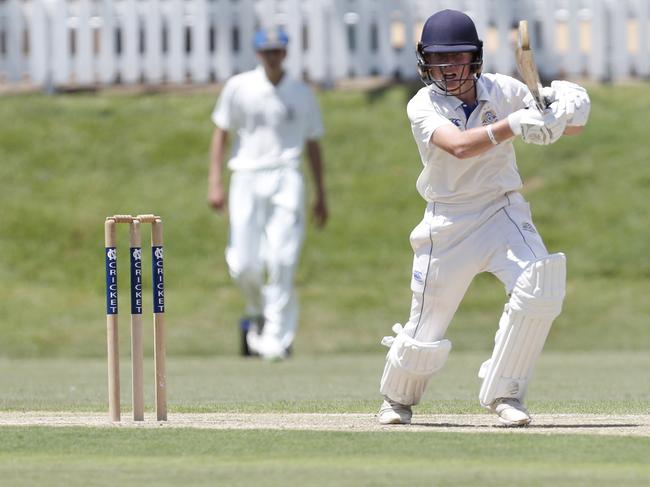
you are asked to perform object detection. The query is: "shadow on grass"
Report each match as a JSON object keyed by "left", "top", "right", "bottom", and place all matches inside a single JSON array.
[{"left": 411, "top": 421, "right": 640, "bottom": 430}]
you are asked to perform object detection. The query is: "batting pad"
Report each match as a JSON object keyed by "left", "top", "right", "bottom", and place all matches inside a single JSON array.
[
  {"left": 479, "top": 253, "right": 566, "bottom": 406},
  {"left": 380, "top": 324, "right": 452, "bottom": 406}
]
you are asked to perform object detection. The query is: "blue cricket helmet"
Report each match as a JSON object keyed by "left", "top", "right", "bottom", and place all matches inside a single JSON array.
[{"left": 418, "top": 9, "right": 483, "bottom": 55}]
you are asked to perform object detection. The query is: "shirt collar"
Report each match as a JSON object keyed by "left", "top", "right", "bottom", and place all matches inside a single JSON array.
[
  {"left": 475, "top": 76, "right": 490, "bottom": 103},
  {"left": 447, "top": 76, "right": 490, "bottom": 109},
  {"left": 255, "top": 65, "right": 271, "bottom": 85}
]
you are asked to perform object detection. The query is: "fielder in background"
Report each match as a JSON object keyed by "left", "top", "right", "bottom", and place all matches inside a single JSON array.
[
  {"left": 208, "top": 26, "right": 328, "bottom": 361},
  {"left": 378, "top": 9, "right": 590, "bottom": 426}
]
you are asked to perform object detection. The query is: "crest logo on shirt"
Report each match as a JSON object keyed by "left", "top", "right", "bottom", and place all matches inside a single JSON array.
[
  {"left": 450, "top": 118, "right": 462, "bottom": 127},
  {"left": 413, "top": 271, "right": 424, "bottom": 283},
  {"left": 481, "top": 109, "right": 498, "bottom": 126}
]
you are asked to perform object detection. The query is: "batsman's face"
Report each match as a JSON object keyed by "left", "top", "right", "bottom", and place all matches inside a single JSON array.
[{"left": 425, "top": 51, "right": 475, "bottom": 93}]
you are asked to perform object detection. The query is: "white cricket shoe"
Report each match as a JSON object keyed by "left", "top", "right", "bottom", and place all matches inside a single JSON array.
[
  {"left": 246, "top": 332, "right": 288, "bottom": 362},
  {"left": 490, "top": 398, "right": 531, "bottom": 427},
  {"left": 378, "top": 397, "right": 412, "bottom": 425}
]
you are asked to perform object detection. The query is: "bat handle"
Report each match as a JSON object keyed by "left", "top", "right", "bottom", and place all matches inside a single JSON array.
[{"left": 519, "top": 20, "right": 530, "bottom": 50}]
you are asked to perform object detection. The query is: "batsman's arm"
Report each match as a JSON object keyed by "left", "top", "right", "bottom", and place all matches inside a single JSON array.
[
  {"left": 431, "top": 118, "right": 517, "bottom": 159},
  {"left": 208, "top": 127, "right": 229, "bottom": 211},
  {"left": 563, "top": 126, "right": 584, "bottom": 136}
]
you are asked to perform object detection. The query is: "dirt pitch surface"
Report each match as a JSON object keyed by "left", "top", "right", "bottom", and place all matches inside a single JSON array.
[{"left": 1, "top": 412, "right": 649, "bottom": 436}]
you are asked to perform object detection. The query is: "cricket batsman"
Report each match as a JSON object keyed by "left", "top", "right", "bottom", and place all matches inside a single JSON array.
[{"left": 378, "top": 9, "right": 590, "bottom": 426}]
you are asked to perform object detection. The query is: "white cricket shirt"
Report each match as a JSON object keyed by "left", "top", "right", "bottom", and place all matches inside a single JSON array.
[
  {"left": 408, "top": 73, "right": 535, "bottom": 205},
  {"left": 212, "top": 66, "right": 324, "bottom": 171}
]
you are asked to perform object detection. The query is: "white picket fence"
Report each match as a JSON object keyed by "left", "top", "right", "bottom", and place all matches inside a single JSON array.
[{"left": 0, "top": 0, "right": 648, "bottom": 89}]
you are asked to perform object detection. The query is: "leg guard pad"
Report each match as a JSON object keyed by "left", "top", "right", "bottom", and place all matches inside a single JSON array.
[
  {"left": 479, "top": 253, "right": 566, "bottom": 406},
  {"left": 380, "top": 324, "right": 452, "bottom": 406}
]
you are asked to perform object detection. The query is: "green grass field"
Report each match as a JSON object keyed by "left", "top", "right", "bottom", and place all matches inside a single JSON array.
[
  {"left": 1, "top": 353, "right": 650, "bottom": 486},
  {"left": 2, "top": 352, "right": 650, "bottom": 413},
  {"left": 2, "top": 427, "right": 648, "bottom": 487},
  {"left": 1, "top": 83, "right": 649, "bottom": 485},
  {"left": 1, "top": 83, "right": 649, "bottom": 357}
]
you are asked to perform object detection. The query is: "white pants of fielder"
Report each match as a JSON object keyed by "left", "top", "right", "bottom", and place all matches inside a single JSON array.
[
  {"left": 226, "top": 167, "right": 305, "bottom": 359},
  {"left": 380, "top": 191, "right": 566, "bottom": 407}
]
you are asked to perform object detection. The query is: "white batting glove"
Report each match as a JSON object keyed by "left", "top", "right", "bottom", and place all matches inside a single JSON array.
[
  {"left": 543, "top": 102, "right": 569, "bottom": 143},
  {"left": 507, "top": 108, "right": 544, "bottom": 136},
  {"left": 542, "top": 89, "right": 575, "bottom": 123},
  {"left": 542, "top": 80, "right": 591, "bottom": 127},
  {"left": 508, "top": 108, "right": 567, "bottom": 145}
]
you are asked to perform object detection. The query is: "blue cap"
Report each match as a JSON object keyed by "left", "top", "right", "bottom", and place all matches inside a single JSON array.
[
  {"left": 420, "top": 9, "right": 481, "bottom": 54},
  {"left": 253, "top": 27, "right": 289, "bottom": 51}
]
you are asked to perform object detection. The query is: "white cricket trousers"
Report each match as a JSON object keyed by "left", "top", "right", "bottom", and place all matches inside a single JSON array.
[
  {"left": 402, "top": 191, "right": 549, "bottom": 343},
  {"left": 226, "top": 167, "right": 305, "bottom": 352}
]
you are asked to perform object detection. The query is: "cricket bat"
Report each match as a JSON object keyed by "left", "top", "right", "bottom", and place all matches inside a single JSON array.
[{"left": 515, "top": 20, "right": 548, "bottom": 111}]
